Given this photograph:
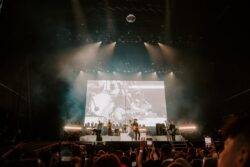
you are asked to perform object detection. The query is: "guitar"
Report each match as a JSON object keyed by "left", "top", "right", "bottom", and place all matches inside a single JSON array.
[{"left": 133, "top": 124, "right": 139, "bottom": 131}]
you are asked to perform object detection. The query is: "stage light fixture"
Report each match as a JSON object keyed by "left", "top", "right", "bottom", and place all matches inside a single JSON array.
[
  {"left": 64, "top": 125, "right": 82, "bottom": 131},
  {"left": 126, "top": 14, "right": 136, "bottom": 23},
  {"left": 178, "top": 125, "right": 197, "bottom": 131}
]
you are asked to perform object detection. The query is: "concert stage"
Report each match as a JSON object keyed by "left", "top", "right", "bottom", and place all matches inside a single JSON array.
[
  {"left": 80, "top": 136, "right": 188, "bottom": 152},
  {"left": 79, "top": 134, "right": 185, "bottom": 142}
]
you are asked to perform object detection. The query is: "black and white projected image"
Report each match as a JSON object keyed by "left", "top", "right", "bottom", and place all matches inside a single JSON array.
[{"left": 85, "top": 80, "right": 167, "bottom": 126}]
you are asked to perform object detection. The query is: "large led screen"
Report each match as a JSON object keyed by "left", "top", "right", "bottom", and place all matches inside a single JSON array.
[{"left": 85, "top": 80, "right": 167, "bottom": 126}]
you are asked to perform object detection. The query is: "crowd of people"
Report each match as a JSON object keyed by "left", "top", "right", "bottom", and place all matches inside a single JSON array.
[
  {"left": 81, "top": 141, "right": 220, "bottom": 167},
  {"left": 0, "top": 140, "right": 219, "bottom": 167},
  {"left": 0, "top": 112, "right": 249, "bottom": 167}
]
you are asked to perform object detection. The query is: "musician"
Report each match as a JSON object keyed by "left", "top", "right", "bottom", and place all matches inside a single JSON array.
[
  {"left": 97, "top": 121, "right": 103, "bottom": 130},
  {"left": 168, "top": 121, "right": 176, "bottom": 141},
  {"left": 132, "top": 119, "right": 140, "bottom": 141},
  {"left": 95, "top": 121, "right": 103, "bottom": 141},
  {"left": 107, "top": 120, "right": 112, "bottom": 136},
  {"left": 122, "top": 123, "right": 128, "bottom": 133}
]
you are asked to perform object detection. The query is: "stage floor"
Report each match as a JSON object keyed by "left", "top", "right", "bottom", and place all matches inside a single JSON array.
[{"left": 80, "top": 133, "right": 185, "bottom": 142}]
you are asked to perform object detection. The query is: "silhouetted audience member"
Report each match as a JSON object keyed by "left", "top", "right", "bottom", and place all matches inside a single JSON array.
[
  {"left": 192, "top": 159, "right": 203, "bottom": 167},
  {"left": 143, "top": 159, "right": 161, "bottom": 167},
  {"left": 120, "top": 155, "right": 131, "bottom": 167},
  {"left": 218, "top": 113, "right": 250, "bottom": 167},
  {"left": 167, "top": 162, "right": 183, "bottom": 167},
  {"left": 202, "top": 157, "right": 217, "bottom": 167},
  {"left": 160, "top": 143, "right": 174, "bottom": 167},
  {"left": 93, "top": 154, "right": 121, "bottom": 167},
  {"left": 96, "top": 150, "right": 105, "bottom": 156},
  {"left": 186, "top": 147, "right": 196, "bottom": 163},
  {"left": 175, "top": 158, "right": 192, "bottom": 167}
]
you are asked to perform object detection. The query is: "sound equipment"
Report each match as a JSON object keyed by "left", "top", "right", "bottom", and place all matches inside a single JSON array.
[{"left": 156, "top": 123, "right": 166, "bottom": 135}]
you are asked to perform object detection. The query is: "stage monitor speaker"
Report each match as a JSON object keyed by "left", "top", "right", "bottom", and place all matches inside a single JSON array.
[{"left": 156, "top": 123, "right": 166, "bottom": 135}]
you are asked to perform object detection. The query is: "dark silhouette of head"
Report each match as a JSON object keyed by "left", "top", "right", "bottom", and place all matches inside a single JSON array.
[
  {"left": 160, "top": 143, "right": 173, "bottom": 160},
  {"left": 93, "top": 153, "right": 121, "bottom": 167},
  {"left": 121, "top": 155, "right": 131, "bottom": 167},
  {"left": 218, "top": 113, "right": 250, "bottom": 167}
]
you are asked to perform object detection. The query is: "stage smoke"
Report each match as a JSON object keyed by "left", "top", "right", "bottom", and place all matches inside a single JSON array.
[
  {"left": 104, "top": 0, "right": 115, "bottom": 33},
  {"left": 97, "top": 71, "right": 113, "bottom": 80},
  {"left": 158, "top": 42, "right": 176, "bottom": 63},
  {"left": 59, "top": 67, "right": 95, "bottom": 123},
  {"left": 97, "top": 42, "right": 116, "bottom": 62},
  {"left": 130, "top": 72, "right": 142, "bottom": 80},
  {"left": 164, "top": 72, "right": 201, "bottom": 123},
  {"left": 71, "top": 0, "right": 89, "bottom": 37},
  {"left": 144, "top": 72, "right": 158, "bottom": 80},
  {"left": 72, "top": 42, "right": 101, "bottom": 67},
  {"left": 144, "top": 42, "right": 164, "bottom": 66}
]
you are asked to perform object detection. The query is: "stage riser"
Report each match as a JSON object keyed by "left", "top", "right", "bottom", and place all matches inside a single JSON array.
[
  {"left": 82, "top": 141, "right": 188, "bottom": 153},
  {"left": 80, "top": 134, "right": 185, "bottom": 142}
]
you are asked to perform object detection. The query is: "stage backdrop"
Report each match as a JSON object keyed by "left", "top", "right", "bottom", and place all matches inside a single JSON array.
[{"left": 85, "top": 80, "right": 167, "bottom": 126}]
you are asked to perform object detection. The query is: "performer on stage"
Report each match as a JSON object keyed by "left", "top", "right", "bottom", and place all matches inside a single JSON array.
[
  {"left": 107, "top": 120, "right": 112, "bottom": 136},
  {"left": 168, "top": 121, "right": 176, "bottom": 141},
  {"left": 95, "top": 121, "right": 103, "bottom": 141},
  {"left": 122, "top": 123, "right": 128, "bottom": 133},
  {"left": 132, "top": 119, "right": 140, "bottom": 141}
]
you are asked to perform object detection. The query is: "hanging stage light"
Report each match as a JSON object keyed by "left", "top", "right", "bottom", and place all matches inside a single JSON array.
[{"left": 126, "top": 14, "right": 136, "bottom": 23}]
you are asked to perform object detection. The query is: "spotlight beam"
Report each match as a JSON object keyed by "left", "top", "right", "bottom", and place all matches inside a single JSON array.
[
  {"left": 158, "top": 42, "right": 176, "bottom": 63},
  {"left": 144, "top": 42, "right": 164, "bottom": 65},
  {"left": 97, "top": 42, "right": 116, "bottom": 62}
]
